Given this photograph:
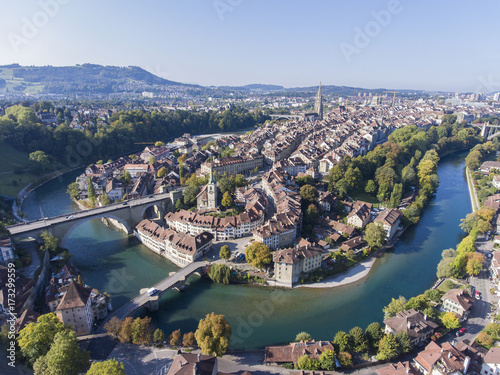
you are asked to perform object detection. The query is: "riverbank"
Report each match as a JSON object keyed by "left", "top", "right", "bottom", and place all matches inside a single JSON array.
[{"left": 466, "top": 166, "right": 480, "bottom": 211}]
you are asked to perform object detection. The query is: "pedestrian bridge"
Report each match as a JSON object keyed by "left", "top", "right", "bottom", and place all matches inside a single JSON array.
[
  {"left": 7, "top": 191, "right": 182, "bottom": 246},
  {"left": 103, "top": 260, "right": 208, "bottom": 321}
]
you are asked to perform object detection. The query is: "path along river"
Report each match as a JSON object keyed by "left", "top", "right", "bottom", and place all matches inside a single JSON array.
[{"left": 21, "top": 151, "right": 470, "bottom": 349}]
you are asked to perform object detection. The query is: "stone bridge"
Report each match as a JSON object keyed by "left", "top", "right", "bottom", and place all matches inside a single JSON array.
[
  {"left": 471, "top": 122, "right": 500, "bottom": 140},
  {"left": 7, "top": 191, "right": 183, "bottom": 246}
]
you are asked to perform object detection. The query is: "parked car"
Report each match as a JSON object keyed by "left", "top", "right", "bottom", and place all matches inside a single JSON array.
[
  {"left": 475, "top": 291, "right": 481, "bottom": 300},
  {"left": 456, "top": 327, "right": 467, "bottom": 336}
]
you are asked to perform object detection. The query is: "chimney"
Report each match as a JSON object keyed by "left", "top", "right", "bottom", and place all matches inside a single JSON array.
[
  {"left": 407, "top": 321, "right": 411, "bottom": 330},
  {"left": 197, "top": 353, "right": 200, "bottom": 361},
  {"left": 193, "top": 364, "right": 197, "bottom": 375},
  {"left": 448, "top": 352, "right": 451, "bottom": 358},
  {"left": 424, "top": 314, "right": 427, "bottom": 321}
]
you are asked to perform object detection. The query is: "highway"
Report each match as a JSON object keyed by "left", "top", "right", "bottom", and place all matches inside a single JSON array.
[{"left": 7, "top": 193, "right": 172, "bottom": 235}]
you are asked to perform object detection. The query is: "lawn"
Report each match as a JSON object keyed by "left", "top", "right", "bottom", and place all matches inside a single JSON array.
[
  {"left": 349, "top": 192, "right": 380, "bottom": 207},
  {"left": 0, "top": 143, "right": 38, "bottom": 197}
]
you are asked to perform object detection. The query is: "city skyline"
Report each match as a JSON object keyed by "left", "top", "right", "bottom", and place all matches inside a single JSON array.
[{"left": 1, "top": 0, "right": 500, "bottom": 92}]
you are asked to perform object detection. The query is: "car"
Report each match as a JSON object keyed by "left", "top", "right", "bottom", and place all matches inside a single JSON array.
[
  {"left": 122, "top": 202, "right": 128, "bottom": 205},
  {"left": 148, "top": 195, "right": 154, "bottom": 198},
  {"left": 488, "top": 253, "right": 493, "bottom": 258},
  {"left": 147, "top": 288, "right": 159, "bottom": 296},
  {"left": 456, "top": 327, "right": 467, "bottom": 336},
  {"left": 475, "top": 291, "right": 481, "bottom": 300}
]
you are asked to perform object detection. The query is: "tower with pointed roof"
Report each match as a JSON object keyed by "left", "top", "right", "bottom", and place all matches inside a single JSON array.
[
  {"left": 197, "top": 164, "right": 218, "bottom": 210},
  {"left": 314, "top": 82, "right": 323, "bottom": 120}
]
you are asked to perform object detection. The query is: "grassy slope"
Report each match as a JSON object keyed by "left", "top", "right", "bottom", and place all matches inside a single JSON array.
[{"left": 0, "top": 143, "right": 38, "bottom": 196}]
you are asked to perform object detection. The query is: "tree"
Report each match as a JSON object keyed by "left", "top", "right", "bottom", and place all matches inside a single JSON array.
[
  {"left": 365, "top": 179, "right": 377, "bottom": 194},
  {"left": 183, "top": 185, "right": 201, "bottom": 206},
  {"left": 337, "top": 352, "right": 353, "bottom": 367},
  {"left": 383, "top": 296, "right": 407, "bottom": 319},
  {"left": 365, "top": 222, "right": 386, "bottom": 250},
  {"left": 389, "top": 183, "right": 403, "bottom": 208},
  {"left": 333, "top": 331, "right": 350, "bottom": 353},
  {"left": 365, "top": 322, "right": 383, "bottom": 349},
  {"left": 155, "top": 141, "right": 165, "bottom": 146},
  {"left": 87, "top": 176, "right": 96, "bottom": 201},
  {"left": 297, "top": 355, "right": 321, "bottom": 370},
  {"left": 219, "top": 245, "right": 231, "bottom": 260},
  {"left": 485, "top": 323, "right": 500, "bottom": 337},
  {"left": 182, "top": 332, "right": 196, "bottom": 347},
  {"left": 86, "top": 359, "right": 126, "bottom": 375},
  {"left": 170, "top": 329, "right": 181, "bottom": 346},
  {"left": 424, "top": 289, "right": 441, "bottom": 302},
  {"left": 153, "top": 329, "right": 165, "bottom": 344},
  {"left": 476, "top": 332, "right": 493, "bottom": 347},
  {"left": 104, "top": 317, "right": 123, "bottom": 339},
  {"left": 394, "top": 331, "right": 411, "bottom": 353},
  {"left": 67, "top": 182, "right": 79, "bottom": 200},
  {"left": 101, "top": 191, "right": 111, "bottom": 206},
  {"left": 404, "top": 294, "right": 430, "bottom": 312},
  {"left": 296, "top": 175, "right": 314, "bottom": 187},
  {"left": 440, "top": 312, "right": 460, "bottom": 329},
  {"left": 29, "top": 150, "right": 50, "bottom": 173},
  {"left": 295, "top": 332, "right": 312, "bottom": 342},
  {"left": 300, "top": 184, "right": 319, "bottom": 203},
  {"left": 18, "top": 313, "right": 70, "bottom": 366},
  {"left": 221, "top": 191, "right": 233, "bottom": 208},
  {"left": 118, "top": 317, "right": 134, "bottom": 343},
  {"left": 157, "top": 166, "right": 168, "bottom": 178},
  {"left": 194, "top": 313, "right": 232, "bottom": 357},
  {"left": 376, "top": 334, "right": 398, "bottom": 361},
  {"left": 120, "top": 171, "right": 133, "bottom": 186},
  {"left": 148, "top": 156, "right": 156, "bottom": 165},
  {"left": 33, "top": 330, "right": 89, "bottom": 375},
  {"left": 40, "top": 231, "right": 59, "bottom": 254},
  {"left": 209, "top": 264, "right": 230, "bottom": 284},
  {"left": 466, "top": 252, "right": 485, "bottom": 276},
  {"left": 245, "top": 242, "right": 272, "bottom": 269},
  {"left": 349, "top": 326, "right": 368, "bottom": 353},
  {"left": 317, "top": 349, "right": 335, "bottom": 370}
]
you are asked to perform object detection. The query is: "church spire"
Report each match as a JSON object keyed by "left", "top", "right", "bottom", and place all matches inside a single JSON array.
[
  {"left": 314, "top": 82, "right": 323, "bottom": 120},
  {"left": 208, "top": 163, "right": 215, "bottom": 183}
]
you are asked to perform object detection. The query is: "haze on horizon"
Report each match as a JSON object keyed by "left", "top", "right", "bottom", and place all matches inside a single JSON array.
[{"left": 1, "top": 0, "right": 500, "bottom": 93}]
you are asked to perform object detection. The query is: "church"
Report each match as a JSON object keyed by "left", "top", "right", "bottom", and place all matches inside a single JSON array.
[{"left": 196, "top": 165, "right": 218, "bottom": 210}]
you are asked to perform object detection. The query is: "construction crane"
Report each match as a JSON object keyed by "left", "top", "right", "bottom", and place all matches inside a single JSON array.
[{"left": 384, "top": 91, "right": 398, "bottom": 106}]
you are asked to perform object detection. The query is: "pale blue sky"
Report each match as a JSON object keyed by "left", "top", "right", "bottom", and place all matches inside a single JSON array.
[{"left": 1, "top": 0, "right": 499, "bottom": 92}]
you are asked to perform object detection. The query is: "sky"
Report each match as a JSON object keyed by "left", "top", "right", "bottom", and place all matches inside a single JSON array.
[{"left": 1, "top": 0, "right": 500, "bottom": 92}]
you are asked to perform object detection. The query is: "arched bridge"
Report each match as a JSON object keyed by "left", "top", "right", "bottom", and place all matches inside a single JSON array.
[
  {"left": 7, "top": 192, "right": 181, "bottom": 246},
  {"left": 104, "top": 260, "right": 208, "bottom": 321},
  {"left": 471, "top": 122, "right": 500, "bottom": 140},
  {"left": 269, "top": 114, "right": 303, "bottom": 121}
]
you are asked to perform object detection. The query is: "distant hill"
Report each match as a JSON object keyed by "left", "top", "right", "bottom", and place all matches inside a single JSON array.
[{"left": 0, "top": 64, "right": 188, "bottom": 95}]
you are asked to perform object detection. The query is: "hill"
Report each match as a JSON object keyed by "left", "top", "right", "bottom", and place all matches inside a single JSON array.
[{"left": 0, "top": 64, "right": 187, "bottom": 95}]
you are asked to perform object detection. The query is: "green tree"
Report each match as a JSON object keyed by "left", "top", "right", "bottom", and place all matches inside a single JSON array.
[
  {"left": 376, "top": 334, "right": 398, "bottom": 361},
  {"left": 67, "top": 182, "right": 79, "bottom": 200},
  {"left": 394, "top": 331, "right": 411, "bottom": 353},
  {"left": 148, "top": 156, "right": 156, "bottom": 165},
  {"left": 365, "top": 322, "right": 383, "bottom": 349},
  {"left": 404, "top": 294, "right": 430, "bottom": 312},
  {"left": 297, "top": 355, "right": 321, "bottom": 370},
  {"left": 18, "top": 313, "right": 70, "bottom": 366},
  {"left": 440, "top": 312, "right": 460, "bottom": 329},
  {"left": 219, "top": 245, "right": 231, "bottom": 260},
  {"left": 29, "top": 150, "right": 50, "bottom": 173},
  {"left": 365, "top": 222, "right": 386, "bottom": 250},
  {"left": 87, "top": 176, "right": 96, "bottom": 201},
  {"left": 365, "top": 179, "right": 377, "bottom": 194},
  {"left": 120, "top": 171, "right": 133, "bottom": 186},
  {"left": 170, "top": 329, "right": 181, "bottom": 346},
  {"left": 333, "top": 331, "right": 351, "bottom": 353},
  {"left": 157, "top": 167, "right": 168, "bottom": 178},
  {"left": 221, "top": 191, "right": 233, "bottom": 208},
  {"left": 319, "top": 349, "right": 336, "bottom": 371},
  {"left": 245, "top": 242, "right": 272, "bottom": 269},
  {"left": 86, "top": 359, "right": 125, "bottom": 375},
  {"left": 389, "top": 183, "right": 403, "bottom": 208},
  {"left": 33, "top": 330, "right": 89, "bottom": 375},
  {"left": 209, "top": 264, "right": 230, "bottom": 284},
  {"left": 101, "top": 191, "right": 111, "bottom": 206},
  {"left": 295, "top": 332, "right": 312, "bottom": 342},
  {"left": 182, "top": 332, "right": 196, "bottom": 347},
  {"left": 155, "top": 141, "right": 165, "bottom": 146},
  {"left": 424, "top": 289, "right": 441, "bottom": 302},
  {"left": 183, "top": 185, "right": 201, "bottom": 206},
  {"left": 40, "top": 231, "right": 59, "bottom": 254},
  {"left": 300, "top": 184, "right": 319, "bottom": 203},
  {"left": 349, "top": 326, "right": 368, "bottom": 353},
  {"left": 194, "top": 313, "right": 232, "bottom": 357},
  {"left": 153, "top": 329, "right": 165, "bottom": 344},
  {"left": 476, "top": 332, "right": 493, "bottom": 347},
  {"left": 296, "top": 175, "right": 314, "bottom": 187},
  {"left": 383, "top": 296, "right": 407, "bottom": 319}
]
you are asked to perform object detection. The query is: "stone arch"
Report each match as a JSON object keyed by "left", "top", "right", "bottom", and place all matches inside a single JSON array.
[
  {"left": 59, "top": 214, "right": 131, "bottom": 247},
  {"left": 140, "top": 203, "right": 164, "bottom": 221}
]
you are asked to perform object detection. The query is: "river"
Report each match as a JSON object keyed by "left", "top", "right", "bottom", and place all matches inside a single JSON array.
[{"left": 22, "top": 151, "right": 471, "bottom": 349}]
